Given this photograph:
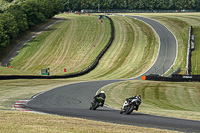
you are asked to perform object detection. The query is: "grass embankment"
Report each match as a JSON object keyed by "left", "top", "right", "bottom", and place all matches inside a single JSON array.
[
  {"left": 0, "top": 19, "right": 56, "bottom": 61},
  {"left": 0, "top": 19, "right": 57, "bottom": 75},
  {"left": 100, "top": 80, "right": 200, "bottom": 121},
  {"left": 0, "top": 110, "right": 178, "bottom": 133},
  {"left": 122, "top": 13, "right": 200, "bottom": 75},
  {"left": 7, "top": 14, "right": 111, "bottom": 75},
  {"left": 78, "top": 16, "right": 158, "bottom": 79}
]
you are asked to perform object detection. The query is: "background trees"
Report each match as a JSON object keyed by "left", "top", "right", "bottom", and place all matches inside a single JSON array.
[
  {"left": 61, "top": 0, "right": 200, "bottom": 11},
  {"left": 0, "top": 0, "right": 199, "bottom": 52},
  {"left": 0, "top": 0, "right": 63, "bottom": 52}
]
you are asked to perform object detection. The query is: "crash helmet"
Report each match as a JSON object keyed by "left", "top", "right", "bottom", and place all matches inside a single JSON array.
[
  {"left": 100, "top": 91, "right": 105, "bottom": 93},
  {"left": 137, "top": 94, "right": 141, "bottom": 100}
]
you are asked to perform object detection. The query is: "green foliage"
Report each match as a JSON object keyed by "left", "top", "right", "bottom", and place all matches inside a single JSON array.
[
  {"left": 4, "top": 0, "right": 13, "bottom": 2},
  {"left": 6, "top": 4, "right": 28, "bottom": 33},
  {"left": 0, "top": 12, "right": 18, "bottom": 50},
  {"left": 0, "top": 0, "right": 9, "bottom": 12},
  {"left": 0, "top": 24, "right": 9, "bottom": 50},
  {"left": 0, "top": 0, "right": 64, "bottom": 53},
  {"left": 61, "top": 0, "right": 200, "bottom": 11}
]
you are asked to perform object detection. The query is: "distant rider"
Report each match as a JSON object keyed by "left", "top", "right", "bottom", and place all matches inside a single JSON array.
[
  {"left": 125, "top": 94, "right": 141, "bottom": 111},
  {"left": 90, "top": 91, "right": 106, "bottom": 109}
]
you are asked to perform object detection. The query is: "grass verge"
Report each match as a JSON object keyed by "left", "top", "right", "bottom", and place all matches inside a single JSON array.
[
  {"left": 100, "top": 80, "right": 200, "bottom": 121},
  {"left": 0, "top": 110, "right": 179, "bottom": 133},
  {"left": 192, "top": 27, "right": 200, "bottom": 74},
  {"left": 0, "top": 79, "right": 81, "bottom": 109}
]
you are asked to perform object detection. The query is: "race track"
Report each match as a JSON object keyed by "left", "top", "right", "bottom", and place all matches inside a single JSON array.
[{"left": 27, "top": 16, "right": 200, "bottom": 132}]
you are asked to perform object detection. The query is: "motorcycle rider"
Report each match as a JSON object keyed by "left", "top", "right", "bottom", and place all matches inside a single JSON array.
[
  {"left": 90, "top": 91, "right": 106, "bottom": 110},
  {"left": 124, "top": 94, "right": 141, "bottom": 111}
]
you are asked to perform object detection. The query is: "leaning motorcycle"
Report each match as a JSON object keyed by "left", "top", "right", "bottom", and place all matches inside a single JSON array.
[
  {"left": 120, "top": 98, "right": 141, "bottom": 114},
  {"left": 90, "top": 97, "right": 104, "bottom": 110}
]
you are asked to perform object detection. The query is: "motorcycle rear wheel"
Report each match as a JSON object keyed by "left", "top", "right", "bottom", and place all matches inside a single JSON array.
[
  {"left": 119, "top": 109, "right": 123, "bottom": 114},
  {"left": 125, "top": 104, "right": 134, "bottom": 114},
  {"left": 92, "top": 102, "right": 99, "bottom": 110}
]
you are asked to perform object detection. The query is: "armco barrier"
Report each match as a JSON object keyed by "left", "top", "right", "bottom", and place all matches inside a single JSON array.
[
  {"left": 186, "top": 26, "right": 192, "bottom": 75},
  {"left": 145, "top": 74, "right": 200, "bottom": 82},
  {"left": 168, "top": 67, "right": 181, "bottom": 77},
  {"left": 82, "top": 9, "right": 197, "bottom": 13},
  {"left": 0, "top": 16, "right": 114, "bottom": 80},
  {"left": 186, "top": 26, "right": 196, "bottom": 75}
]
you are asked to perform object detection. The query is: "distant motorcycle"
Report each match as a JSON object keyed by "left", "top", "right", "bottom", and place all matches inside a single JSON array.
[
  {"left": 120, "top": 98, "right": 141, "bottom": 114},
  {"left": 90, "top": 97, "right": 104, "bottom": 110}
]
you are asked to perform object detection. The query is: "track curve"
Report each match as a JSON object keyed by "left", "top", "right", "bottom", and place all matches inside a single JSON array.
[{"left": 27, "top": 16, "right": 200, "bottom": 132}]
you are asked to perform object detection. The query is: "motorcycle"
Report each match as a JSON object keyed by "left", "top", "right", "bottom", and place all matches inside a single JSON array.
[
  {"left": 90, "top": 97, "right": 104, "bottom": 110},
  {"left": 120, "top": 98, "right": 141, "bottom": 114}
]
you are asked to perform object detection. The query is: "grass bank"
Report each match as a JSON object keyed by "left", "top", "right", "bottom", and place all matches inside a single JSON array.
[
  {"left": 1, "top": 14, "right": 158, "bottom": 80},
  {"left": 100, "top": 80, "right": 200, "bottom": 121},
  {"left": 78, "top": 15, "right": 158, "bottom": 80},
  {"left": 7, "top": 14, "right": 111, "bottom": 75},
  {"left": 120, "top": 13, "right": 200, "bottom": 75}
]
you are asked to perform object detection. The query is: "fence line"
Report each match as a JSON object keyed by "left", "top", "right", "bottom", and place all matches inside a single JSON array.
[
  {"left": 168, "top": 67, "right": 181, "bottom": 77},
  {"left": 82, "top": 9, "right": 197, "bottom": 13}
]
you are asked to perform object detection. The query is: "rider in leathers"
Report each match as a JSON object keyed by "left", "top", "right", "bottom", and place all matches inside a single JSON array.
[
  {"left": 93, "top": 91, "right": 106, "bottom": 106},
  {"left": 125, "top": 94, "right": 141, "bottom": 111}
]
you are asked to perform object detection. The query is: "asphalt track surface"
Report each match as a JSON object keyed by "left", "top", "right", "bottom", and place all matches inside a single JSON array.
[{"left": 27, "top": 16, "right": 200, "bottom": 132}]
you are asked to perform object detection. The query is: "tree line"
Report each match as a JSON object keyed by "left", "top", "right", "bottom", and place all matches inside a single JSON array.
[
  {"left": 62, "top": 0, "right": 200, "bottom": 11},
  {"left": 0, "top": 0, "right": 63, "bottom": 52},
  {"left": 1, "top": 0, "right": 199, "bottom": 52},
  {"left": 3, "top": 0, "right": 200, "bottom": 11}
]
